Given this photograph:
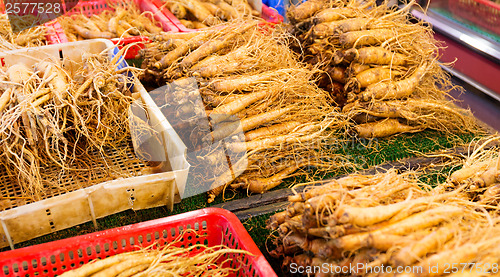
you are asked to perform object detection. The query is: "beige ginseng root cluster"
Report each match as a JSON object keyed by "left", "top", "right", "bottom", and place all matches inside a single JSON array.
[
  {"left": 0, "top": 53, "right": 145, "bottom": 203},
  {"left": 140, "top": 21, "right": 349, "bottom": 202},
  {"left": 288, "top": 0, "right": 481, "bottom": 138},
  {"left": 437, "top": 136, "right": 500, "bottom": 208},
  {"left": 268, "top": 169, "right": 500, "bottom": 277},
  {"left": 0, "top": 14, "right": 47, "bottom": 49},
  {"left": 160, "top": 0, "right": 260, "bottom": 29},
  {"left": 58, "top": 2, "right": 163, "bottom": 41},
  {"left": 59, "top": 230, "right": 252, "bottom": 277}
]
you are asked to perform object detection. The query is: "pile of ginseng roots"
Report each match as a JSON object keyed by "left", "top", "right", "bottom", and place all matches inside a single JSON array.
[
  {"left": 140, "top": 21, "right": 350, "bottom": 203},
  {"left": 0, "top": 52, "right": 147, "bottom": 206},
  {"left": 287, "top": 0, "right": 481, "bottom": 138},
  {"left": 161, "top": 0, "right": 259, "bottom": 29},
  {"left": 59, "top": 230, "right": 252, "bottom": 277},
  {"left": 58, "top": 1, "right": 163, "bottom": 41},
  {"left": 0, "top": 14, "right": 47, "bottom": 49},
  {"left": 268, "top": 138, "right": 500, "bottom": 277}
]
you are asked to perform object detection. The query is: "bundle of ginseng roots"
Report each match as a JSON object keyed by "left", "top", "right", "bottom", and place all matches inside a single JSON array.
[
  {"left": 59, "top": 230, "right": 251, "bottom": 277},
  {"left": 0, "top": 54, "right": 146, "bottom": 205},
  {"left": 160, "top": 0, "right": 259, "bottom": 29},
  {"left": 140, "top": 21, "right": 349, "bottom": 203},
  {"left": 0, "top": 14, "right": 47, "bottom": 49},
  {"left": 437, "top": 136, "right": 500, "bottom": 207},
  {"left": 287, "top": 0, "right": 481, "bottom": 138},
  {"left": 58, "top": 1, "right": 163, "bottom": 41},
  {"left": 268, "top": 167, "right": 500, "bottom": 277}
]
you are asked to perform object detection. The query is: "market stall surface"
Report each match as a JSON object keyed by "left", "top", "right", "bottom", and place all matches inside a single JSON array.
[{"left": 2, "top": 125, "right": 479, "bottom": 275}]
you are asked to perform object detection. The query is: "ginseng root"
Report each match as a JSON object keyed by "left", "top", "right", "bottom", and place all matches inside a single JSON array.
[{"left": 353, "top": 118, "right": 423, "bottom": 138}]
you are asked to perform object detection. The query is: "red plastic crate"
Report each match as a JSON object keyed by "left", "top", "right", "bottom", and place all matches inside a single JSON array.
[
  {"left": 0, "top": 208, "right": 276, "bottom": 277},
  {"left": 261, "top": 4, "right": 284, "bottom": 24},
  {"left": 0, "top": 0, "right": 65, "bottom": 45},
  {"left": 449, "top": 0, "right": 500, "bottom": 36},
  {"left": 151, "top": 0, "right": 283, "bottom": 32},
  {"left": 44, "top": 20, "right": 69, "bottom": 44},
  {"left": 57, "top": 0, "right": 179, "bottom": 59}
]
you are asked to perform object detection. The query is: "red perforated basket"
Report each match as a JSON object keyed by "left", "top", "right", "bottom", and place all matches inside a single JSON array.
[
  {"left": 0, "top": 0, "right": 64, "bottom": 44},
  {"left": 449, "top": 0, "right": 500, "bottom": 36},
  {"left": 0, "top": 208, "right": 276, "bottom": 277},
  {"left": 57, "top": 0, "right": 179, "bottom": 58},
  {"left": 151, "top": 0, "right": 283, "bottom": 32},
  {"left": 43, "top": 20, "right": 67, "bottom": 44}
]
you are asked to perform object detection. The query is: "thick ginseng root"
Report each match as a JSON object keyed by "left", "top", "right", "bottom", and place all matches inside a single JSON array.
[
  {"left": 176, "top": 0, "right": 219, "bottom": 25},
  {"left": 346, "top": 67, "right": 401, "bottom": 92},
  {"left": 92, "top": 256, "right": 157, "bottom": 277},
  {"left": 284, "top": 234, "right": 344, "bottom": 260},
  {"left": 343, "top": 100, "right": 419, "bottom": 120},
  {"left": 208, "top": 90, "right": 268, "bottom": 123},
  {"left": 0, "top": 88, "right": 12, "bottom": 113},
  {"left": 334, "top": 18, "right": 395, "bottom": 34},
  {"left": 35, "top": 61, "right": 68, "bottom": 104},
  {"left": 333, "top": 206, "right": 462, "bottom": 252},
  {"left": 7, "top": 64, "right": 33, "bottom": 83},
  {"left": 469, "top": 163, "right": 500, "bottom": 189},
  {"left": 72, "top": 25, "right": 114, "bottom": 39},
  {"left": 358, "top": 62, "right": 428, "bottom": 101},
  {"left": 343, "top": 47, "right": 408, "bottom": 66},
  {"left": 353, "top": 118, "right": 423, "bottom": 138},
  {"left": 209, "top": 69, "right": 294, "bottom": 92},
  {"left": 217, "top": 0, "right": 240, "bottom": 19},
  {"left": 288, "top": 174, "right": 381, "bottom": 202},
  {"left": 166, "top": 1, "right": 187, "bottom": 18},
  {"left": 154, "top": 32, "right": 210, "bottom": 69},
  {"left": 268, "top": 210, "right": 288, "bottom": 230},
  {"left": 313, "top": 7, "right": 358, "bottom": 24},
  {"left": 334, "top": 192, "right": 454, "bottom": 227},
  {"left": 115, "top": 264, "right": 149, "bottom": 277},
  {"left": 210, "top": 107, "right": 292, "bottom": 141},
  {"left": 286, "top": 202, "right": 305, "bottom": 218},
  {"left": 312, "top": 19, "right": 355, "bottom": 37},
  {"left": 366, "top": 233, "right": 416, "bottom": 252},
  {"left": 326, "top": 66, "right": 347, "bottom": 83},
  {"left": 289, "top": 0, "right": 327, "bottom": 22},
  {"left": 190, "top": 46, "right": 251, "bottom": 77},
  {"left": 339, "top": 29, "right": 395, "bottom": 48},
  {"left": 414, "top": 243, "right": 482, "bottom": 277},
  {"left": 346, "top": 63, "right": 371, "bottom": 77},
  {"left": 449, "top": 160, "right": 492, "bottom": 184},
  {"left": 192, "top": 21, "right": 209, "bottom": 29},
  {"left": 59, "top": 252, "right": 138, "bottom": 277},
  {"left": 391, "top": 226, "right": 455, "bottom": 266},
  {"left": 245, "top": 121, "right": 301, "bottom": 141},
  {"left": 238, "top": 107, "right": 293, "bottom": 132},
  {"left": 154, "top": 30, "right": 209, "bottom": 41},
  {"left": 243, "top": 161, "right": 310, "bottom": 193},
  {"left": 180, "top": 20, "right": 195, "bottom": 29},
  {"left": 277, "top": 214, "right": 304, "bottom": 235},
  {"left": 228, "top": 124, "right": 320, "bottom": 152},
  {"left": 180, "top": 22, "right": 256, "bottom": 68},
  {"left": 479, "top": 184, "right": 500, "bottom": 205}
]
